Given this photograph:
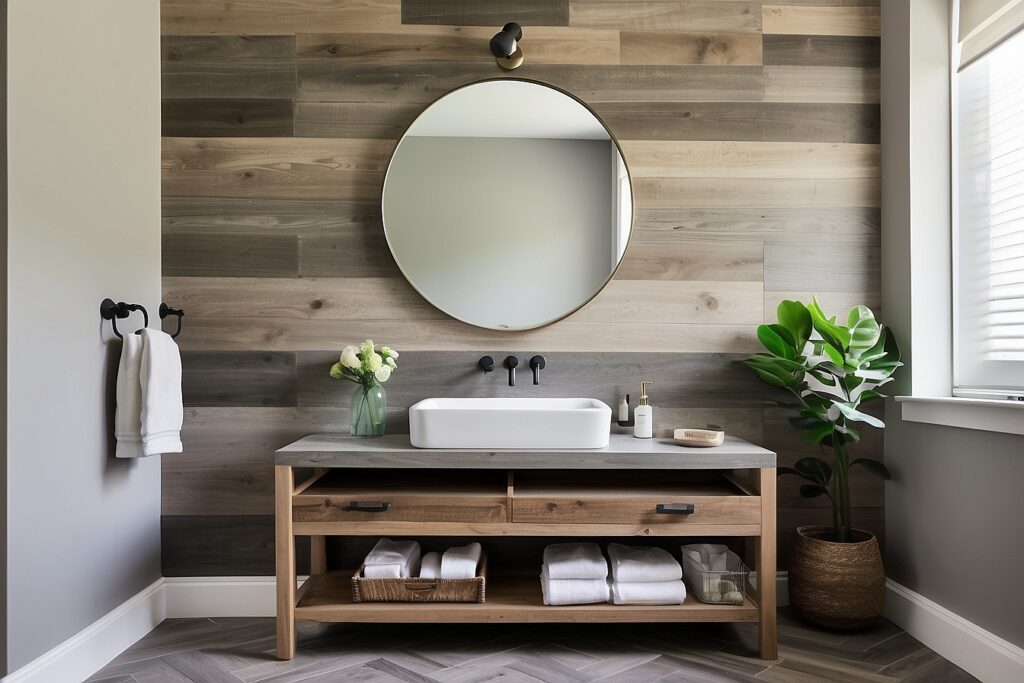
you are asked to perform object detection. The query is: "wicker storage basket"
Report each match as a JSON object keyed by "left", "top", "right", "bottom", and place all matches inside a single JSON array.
[
  {"left": 681, "top": 544, "right": 749, "bottom": 605},
  {"left": 351, "top": 553, "right": 487, "bottom": 603}
]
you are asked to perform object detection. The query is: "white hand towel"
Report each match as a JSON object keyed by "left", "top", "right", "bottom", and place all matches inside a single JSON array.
[
  {"left": 115, "top": 335, "right": 145, "bottom": 458},
  {"left": 610, "top": 580, "right": 686, "bottom": 605},
  {"left": 363, "top": 538, "right": 421, "bottom": 578},
  {"left": 440, "top": 542, "right": 482, "bottom": 579},
  {"left": 419, "top": 551, "right": 442, "bottom": 579},
  {"left": 608, "top": 543, "right": 682, "bottom": 583},
  {"left": 140, "top": 330, "right": 184, "bottom": 457},
  {"left": 542, "top": 543, "right": 608, "bottom": 580},
  {"left": 540, "top": 566, "right": 610, "bottom": 606}
]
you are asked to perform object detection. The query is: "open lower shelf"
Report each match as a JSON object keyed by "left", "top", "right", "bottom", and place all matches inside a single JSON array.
[{"left": 294, "top": 572, "right": 760, "bottom": 624}]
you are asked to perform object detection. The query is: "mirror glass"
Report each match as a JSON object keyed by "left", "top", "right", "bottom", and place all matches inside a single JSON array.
[{"left": 382, "top": 79, "right": 632, "bottom": 331}]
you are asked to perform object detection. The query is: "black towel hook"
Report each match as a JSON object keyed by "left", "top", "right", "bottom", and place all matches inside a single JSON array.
[
  {"left": 159, "top": 303, "right": 185, "bottom": 339},
  {"left": 100, "top": 298, "right": 149, "bottom": 339}
]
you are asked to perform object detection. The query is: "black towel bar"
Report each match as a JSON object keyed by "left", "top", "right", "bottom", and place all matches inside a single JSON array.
[{"left": 100, "top": 298, "right": 149, "bottom": 339}]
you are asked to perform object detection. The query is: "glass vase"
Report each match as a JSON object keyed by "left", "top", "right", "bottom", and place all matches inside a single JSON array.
[{"left": 351, "top": 381, "right": 387, "bottom": 437}]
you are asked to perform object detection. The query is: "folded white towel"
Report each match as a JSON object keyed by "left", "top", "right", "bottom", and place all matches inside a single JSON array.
[
  {"left": 608, "top": 543, "right": 682, "bottom": 583},
  {"left": 440, "top": 542, "right": 482, "bottom": 579},
  {"left": 115, "top": 334, "right": 145, "bottom": 458},
  {"left": 139, "top": 330, "right": 184, "bottom": 457},
  {"left": 682, "top": 543, "right": 731, "bottom": 571},
  {"left": 542, "top": 543, "right": 608, "bottom": 580},
  {"left": 610, "top": 580, "right": 686, "bottom": 605},
  {"left": 419, "top": 551, "right": 442, "bottom": 579},
  {"left": 540, "top": 566, "right": 610, "bottom": 605},
  {"left": 363, "top": 538, "right": 421, "bottom": 579}
]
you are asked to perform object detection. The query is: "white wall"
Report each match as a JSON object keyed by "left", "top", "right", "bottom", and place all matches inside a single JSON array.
[{"left": 5, "top": 0, "right": 162, "bottom": 673}]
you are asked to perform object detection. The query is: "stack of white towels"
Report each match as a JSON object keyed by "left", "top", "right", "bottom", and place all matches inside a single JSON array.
[
  {"left": 540, "top": 543, "right": 610, "bottom": 605},
  {"left": 361, "top": 539, "right": 482, "bottom": 579},
  {"left": 607, "top": 543, "right": 686, "bottom": 605}
]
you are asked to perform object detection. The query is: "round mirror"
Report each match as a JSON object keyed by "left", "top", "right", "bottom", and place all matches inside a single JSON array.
[{"left": 382, "top": 79, "right": 633, "bottom": 331}]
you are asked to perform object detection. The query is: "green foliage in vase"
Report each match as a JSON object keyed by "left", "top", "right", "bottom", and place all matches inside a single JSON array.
[{"left": 745, "top": 299, "right": 902, "bottom": 543}]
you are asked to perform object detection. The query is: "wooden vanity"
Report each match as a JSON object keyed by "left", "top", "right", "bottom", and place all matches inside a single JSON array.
[{"left": 275, "top": 433, "right": 777, "bottom": 660}]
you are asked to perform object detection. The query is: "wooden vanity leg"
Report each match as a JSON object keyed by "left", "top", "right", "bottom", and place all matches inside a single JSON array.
[
  {"left": 275, "top": 465, "right": 296, "bottom": 660},
  {"left": 758, "top": 467, "right": 778, "bottom": 660}
]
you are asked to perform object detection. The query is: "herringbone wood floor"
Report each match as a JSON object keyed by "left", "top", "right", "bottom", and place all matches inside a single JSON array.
[{"left": 89, "top": 609, "right": 975, "bottom": 682}]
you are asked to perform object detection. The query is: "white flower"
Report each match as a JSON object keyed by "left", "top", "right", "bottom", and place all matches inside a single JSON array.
[
  {"left": 340, "top": 346, "right": 360, "bottom": 369},
  {"left": 389, "top": 349, "right": 399, "bottom": 359},
  {"left": 364, "top": 353, "right": 383, "bottom": 373},
  {"left": 385, "top": 356, "right": 397, "bottom": 368},
  {"left": 374, "top": 365, "right": 392, "bottom": 382},
  {"left": 379, "top": 346, "right": 393, "bottom": 358}
]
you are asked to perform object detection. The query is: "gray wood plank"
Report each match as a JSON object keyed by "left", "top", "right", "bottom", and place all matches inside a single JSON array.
[
  {"left": 295, "top": 102, "right": 421, "bottom": 139},
  {"left": 401, "top": 0, "right": 569, "bottom": 26},
  {"left": 764, "top": 35, "right": 880, "bottom": 67},
  {"left": 162, "top": 35, "right": 296, "bottom": 98},
  {"left": 596, "top": 102, "right": 880, "bottom": 143},
  {"left": 163, "top": 199, "right": 381, "bottom": 238},
  {"left": 162, "top": 98, "right": 293, "bottom": 137},
  {"left": 182, "top": 351, "right": 297, "bottom": 407},
  {"left": 633, "top": 208, "right": 880, "bottom": 244},
  {"left": 161, "top": 515, "right": 310, "bottom": 576},
  {"left": 298, "top": 235, "right": 402, "bottom": 278},
  {"left": 296, "top": 63, "right": 765, "bottom": 104},
  {"left": 275, "top": 433, "right": 776, "bottom": 469},
  {"left": 162, "top": 234, "right": 299, "bottom": 278}
]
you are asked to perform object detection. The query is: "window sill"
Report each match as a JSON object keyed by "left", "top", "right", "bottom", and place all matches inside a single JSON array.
[{"left": 896, "top": 396, "right": 1024, "bottom": 436}]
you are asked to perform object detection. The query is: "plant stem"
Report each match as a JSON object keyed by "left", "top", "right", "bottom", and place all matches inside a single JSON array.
[{"left": 833, "top": 439, "right": 851, "bottom": 542}]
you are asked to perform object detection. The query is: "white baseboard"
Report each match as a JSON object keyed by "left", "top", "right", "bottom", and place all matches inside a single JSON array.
[
  {"left": 164, "top": 576, "right": 305, "bottom": 618},
  {"left": 884, "top": 579, "right": 1024, "bottom": 683},
  {"left": 2, "top": 578, "right": 166, "bottom": 683}
]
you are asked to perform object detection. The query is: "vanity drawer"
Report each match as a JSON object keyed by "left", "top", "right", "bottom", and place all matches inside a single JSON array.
[
  {"left": 294, "top": 470, "right": 508, "bottom": 524},
  {"left": 511, "top": 472, "right": 760, "bottom": 526}
]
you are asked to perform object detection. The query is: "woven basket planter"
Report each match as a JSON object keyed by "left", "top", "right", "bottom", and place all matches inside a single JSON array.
[{"left": 789, "top": 526, "right": 885, "bottom": 630}]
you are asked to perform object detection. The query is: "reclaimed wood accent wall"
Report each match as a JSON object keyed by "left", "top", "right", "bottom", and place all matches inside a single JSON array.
[{"left": 160, "top": 0, "right": 882, "bottom": 576}]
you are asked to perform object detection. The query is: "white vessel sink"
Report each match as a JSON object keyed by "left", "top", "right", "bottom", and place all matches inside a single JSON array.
[{"left": 409, "top": 397, "right": 612, "bottom": 449}]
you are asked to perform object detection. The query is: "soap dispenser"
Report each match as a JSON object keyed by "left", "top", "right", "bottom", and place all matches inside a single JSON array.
[{"left": 633, "top": 381, "right": 653, "bottom": 438}]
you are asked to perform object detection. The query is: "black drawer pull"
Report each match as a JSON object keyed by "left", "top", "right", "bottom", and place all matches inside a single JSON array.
[
  {"left": 656, "top": 503, "right": 695, "bottom": 515},
  {"left": 348, "top": 501, "right": 391, "bottom": 513}
]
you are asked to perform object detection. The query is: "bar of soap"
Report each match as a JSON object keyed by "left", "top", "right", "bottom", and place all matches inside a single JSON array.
[{"left": 673, "top": 428, "right": 725, "bottom": 447}]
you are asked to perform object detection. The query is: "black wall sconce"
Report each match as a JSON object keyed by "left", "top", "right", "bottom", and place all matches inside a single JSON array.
[{"left": 490, "top": 22, "right": 524, "bottom": 70}]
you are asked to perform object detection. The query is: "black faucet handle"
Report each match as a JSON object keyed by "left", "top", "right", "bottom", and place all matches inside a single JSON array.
[
  {"left": 529, "top": 355, "right": 546, "bottom": 385},
  {"left": 479, "top": 356, "right": 495, "bottom": 373},
  {"left": 503, "top": 355, "right": 519, "bottom": 386}
]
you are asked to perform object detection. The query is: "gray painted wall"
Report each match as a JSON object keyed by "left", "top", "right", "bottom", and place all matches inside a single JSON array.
[
  {"left": 5, "top": 0, "right": 161, "bottom": 673},
  {"left": 0, "top": 0, "right": 7, "bottom": 674},
  {"left": 881, "top": 0, "right": 1024, "bottom": 648}
]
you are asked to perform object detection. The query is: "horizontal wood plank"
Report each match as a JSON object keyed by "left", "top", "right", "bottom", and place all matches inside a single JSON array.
[
  {"left": 616, "top": 242, "right": 764, "bottom": 281},
  {"left": 162, "top": 137, "right": 393, "bottom": 173},
  {"left": 620, "top": 141, "right": 879, "bottom": 178},
  {"left": 596, "top": 102, "right": 880, "bottom": 143},
  {"left": 569, "top": 0, "right": 762, "bottom": 32},
  {"left": 294, "top": 102, "right": 422, "bottom": 139},
  {"left": 619, "top": 31, "right": 763, "bottom": 65},
  {"left": 163, "top": 233, "right": 299, "bottom": 277},
  {"left": 764, "top": 66, "right": 879, "bottom": 103},
  {"left": 163, "top": 198, "right": 381, "bottom": 237},
  {"left": 296, "top": 63, "right": 765, "bottom": 104},
  {"left": 763, "top": 34, "right": 879, "bottom": 67},
  {"left": 162, "top": 515, "right": 310, "bottom": 576},
  {"left": 764, "top": 241, "right": 880, "bottom": 293},
  {"left": 182, "top": 351, "right": 297, "bottom": 407},
  {"left": 297, "top": 27, "right": 618, "bottom": 64},
  {"left": 163, "top": 98, "right": 293, "bottom": 137},
  {"left": 162, "top": 35, "right": 296, "bottom": 98},
  {"left": 634, "top": 177, "right": 879, "bottom": 208},
  {"left": 762, "top": 5, "right": 880, "bottom": 37},
  {"left": 401, "top": 0, "right": 568, "bottom": 26},
  {"left": 632, "top": 207, "right": 880, "bottom": 243},
  {"left": 161, "top": 0, "right": 401, "bottom": 35}
]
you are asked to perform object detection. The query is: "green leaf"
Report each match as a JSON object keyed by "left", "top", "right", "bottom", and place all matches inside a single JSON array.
[
  {"left": 800, "top": 484, "right": 829, "bottom": 499},
  {"left": 822, "top": 343, "right": 845, "bottom": 367},
  {"left": 847, "top": 305, "right": 882, "bottom": 358},
  {"left": 852, "top": 458, "right": 892, "bottom": 480},
  {"left": 777, "top": 300, "right": 812, "bottom": 351},
  {"left": 806, "top": 421, "right": 837, "bottom": 444},
  {"left": 744, "top": 358, "right": 800, "bottom": 388},
  {"left": 756, "top": 324, "right": 796, "bottom": 360},
  {"left": 835, "top": 402, "right": 885, "bottom": 429},
  {"left": 747, "top": 365, "right": 789, "bottom": 388},
  {"left": 808, "top": 297, "right": 852, "bottom": 351},
  {"left": 777, "top": 467, "right": 803, "bottom": 478},
  {"left": 789, "top": 416, "right": 823, "bottom": 430},
  {"left": 795, "top": 457, "right": 832, "bottom": 485},
  {"left": 814, "top": 361, "right": 846, "bottom": 378},
  {"left": 747, "top": 354, "right": 805, "bottom": 373}
]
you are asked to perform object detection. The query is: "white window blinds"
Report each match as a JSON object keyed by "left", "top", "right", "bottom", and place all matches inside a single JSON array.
[{"left": 954, "top": 26, "right": 1024, "bottom": 397}]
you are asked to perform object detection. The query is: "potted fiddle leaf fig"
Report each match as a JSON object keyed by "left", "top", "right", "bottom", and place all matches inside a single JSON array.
[{"left": 745, "top": 299, "right": 901, "bottom": 630}]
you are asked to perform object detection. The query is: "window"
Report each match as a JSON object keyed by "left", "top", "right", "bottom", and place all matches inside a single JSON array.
[{"left": 954, "top": 6, "right": 1024, "bottom": 399}]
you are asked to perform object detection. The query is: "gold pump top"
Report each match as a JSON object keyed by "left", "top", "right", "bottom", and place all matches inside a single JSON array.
[{"left": 639, "top": 381, "right": 652, "bottom": 406}]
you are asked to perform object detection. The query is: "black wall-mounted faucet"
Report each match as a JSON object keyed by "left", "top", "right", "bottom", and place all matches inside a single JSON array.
[
  {"left": 530, "top": 355, "right": 546, "bottom": 385},
  {"left": 503, "top": 355, "right": 519, "bottom": 386},
  {"left": 478, "top": 356, "right": 495, "bottom": 373}
]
